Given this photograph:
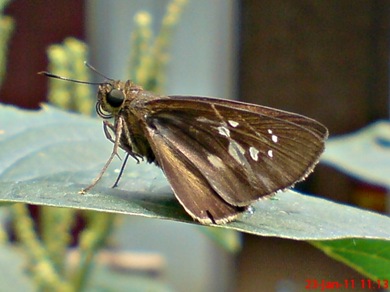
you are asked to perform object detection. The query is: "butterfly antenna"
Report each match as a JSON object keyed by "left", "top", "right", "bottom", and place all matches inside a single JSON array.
[
  {"left": 84, "top": 61, "right": 115, "bottom": 81},
  {"left": 37, "top": 71, "right": 103, "bottom": 85}
]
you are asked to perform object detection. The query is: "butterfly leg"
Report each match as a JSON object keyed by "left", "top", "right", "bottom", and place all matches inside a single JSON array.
[
  {"left": 110, "top": 119, "right": 145, "bottom": 188},
  {"left": 103, "top": 120, "right": 128, "bottom": 187},
  {"left": 103, "top": 120, "right": 142, "bottom": 163},
  {"left": 103, "top": 120, "right": 115, "bottom": 143},
  {"left": 103, "top": 120, "right": 123, "bottom": 160},
  {"left": 80, "top": 117, "right": 125, "bottom": 193},
  {"left": 111, "top": 153, "right": 130, "bottom": 188},
  {"left": 102, "top": 119, "right": 144, "bottom": 188}
]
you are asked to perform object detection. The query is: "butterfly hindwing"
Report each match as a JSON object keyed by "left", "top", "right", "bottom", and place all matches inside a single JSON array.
[{"left": 146, "top": 127, "right": 246, "bottom": 224}]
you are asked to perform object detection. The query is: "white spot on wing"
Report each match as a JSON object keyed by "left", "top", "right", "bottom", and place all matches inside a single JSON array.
[
  {"left": 217, "top": 126, "right": 230, "bottom": 138},
  {"left": 249, "top": 146, "right": 259, "bottom": 161},
  {"left": 207, "top": 154, "right": 224, "bottom": 169},
  {"left": 272, "top": 134, "right": 278, "bottom": 143},
  {"left": 267, "top": 149, "right": 273, "bottom": 158},
  {"left": 268, "top": 129, "right": 273, "bottom": 134},
  {"left": 228, "top": 120, "right": 239, "bottom": 127}
]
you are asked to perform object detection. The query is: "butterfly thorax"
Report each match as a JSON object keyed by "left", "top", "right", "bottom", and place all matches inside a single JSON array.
[{"left": 120, "top": 102, "right": 156, "bottom": 163}]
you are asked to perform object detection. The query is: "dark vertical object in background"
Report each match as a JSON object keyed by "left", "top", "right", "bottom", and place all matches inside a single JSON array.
[
  {"left": 238, "top": 1, "right": 388, "bottom": 134},
  {"left": 1, "top": 0, "right": 84, "bottom": 109}
]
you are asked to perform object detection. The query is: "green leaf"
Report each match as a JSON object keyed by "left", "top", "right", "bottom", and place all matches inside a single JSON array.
[
  {"left": 311, "top": 239, "right": 390, "bottom": 280},
  {"left": 0, "top": 104, "right": 389, "bottom": 241},
  {"left": 322, "top": 120, "right": 390, "bottom": 189}
]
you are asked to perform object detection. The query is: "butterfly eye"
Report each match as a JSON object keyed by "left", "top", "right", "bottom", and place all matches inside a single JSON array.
[{"left": 106, "top": 89, "right": 125, "bottom": 108}]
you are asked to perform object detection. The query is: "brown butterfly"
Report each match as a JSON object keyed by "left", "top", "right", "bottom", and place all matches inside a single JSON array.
[{"left": 40, "top": 64, "right": 328, "bottom": 224}]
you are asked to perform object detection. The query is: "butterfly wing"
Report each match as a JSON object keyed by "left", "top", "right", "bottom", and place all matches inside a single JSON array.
[
  {"left": 148, "top": 131, "right": 246, "bottom": 224},
  {"left": 139, "top": 96, "right": 327, "bottom": 222},
  {"left": 165, "top": 96, "right": 328, "bottom": 139}
]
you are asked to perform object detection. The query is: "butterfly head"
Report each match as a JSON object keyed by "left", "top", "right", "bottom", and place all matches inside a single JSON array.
[
  {"left": 96, "top": 80, "right": 142, "bottom": 119},
  {"left": 96, "top": 81, "right": 125, "bottom": 118},
  {"left": 38, "top": 62, "right": 143, "bottom": 119}
]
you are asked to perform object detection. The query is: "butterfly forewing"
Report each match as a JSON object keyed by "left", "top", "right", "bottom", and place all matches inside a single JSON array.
[
  {"left": 151, "top": 96, "right": 328, "bottom": 139},
  {"left": 141, "top": 97, "right": 327, "bottom": 209}
]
